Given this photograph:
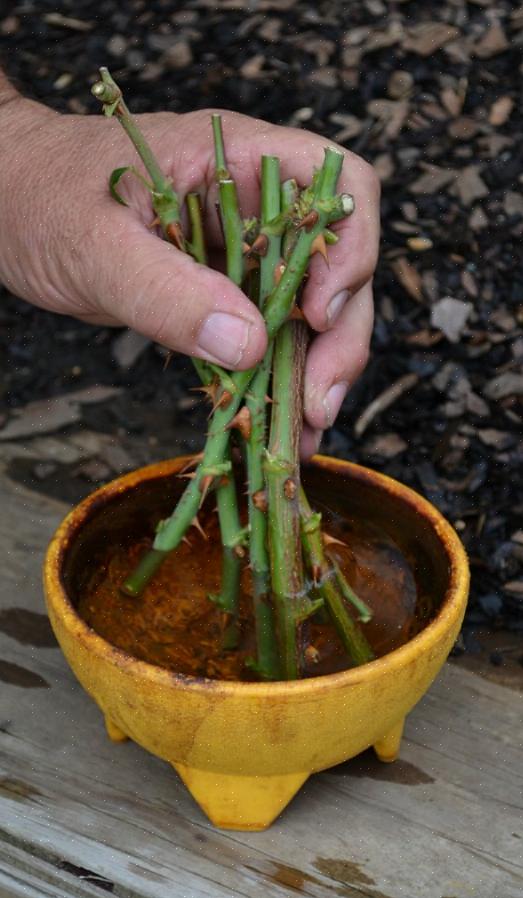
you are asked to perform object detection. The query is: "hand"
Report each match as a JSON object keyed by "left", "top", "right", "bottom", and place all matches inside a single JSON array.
[{"left": 0, "top": 98, "right": 379, "bottom": 454}]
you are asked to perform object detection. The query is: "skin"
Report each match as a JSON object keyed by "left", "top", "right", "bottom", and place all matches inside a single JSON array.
[{"left": 0, "top": 77, "right": 380, "bottom": 456}]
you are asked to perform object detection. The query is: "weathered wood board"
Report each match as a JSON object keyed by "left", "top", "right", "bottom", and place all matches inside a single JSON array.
[{"left": 0, "top": 470, "right": 521, "bottom": 898}]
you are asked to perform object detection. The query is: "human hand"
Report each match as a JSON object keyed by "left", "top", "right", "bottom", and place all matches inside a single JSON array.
[{"left": 0, "top": 97, "right": 379, "bottom": 454}]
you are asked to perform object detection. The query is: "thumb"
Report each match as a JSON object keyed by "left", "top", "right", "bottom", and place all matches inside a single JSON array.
[{"left": 92, "top": 222, "right": 267, "bottom": 370}]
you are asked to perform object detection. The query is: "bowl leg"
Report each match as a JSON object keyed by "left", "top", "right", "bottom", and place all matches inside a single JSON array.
[
  {"left": 373, "top": 717, "right": 405, "bottom": 762},
  {"left": 104, "top": 715, "right": 129, "bottom": 743},
  {"left": 173, "top": 763, "right": 309, "bottom": 831}
]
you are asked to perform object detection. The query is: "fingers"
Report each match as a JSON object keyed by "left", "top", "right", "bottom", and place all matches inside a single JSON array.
[
  {"left": 301, "top": 162, "right": 380, "bottom": 334},
  {"left": 303, "top": 280, "right": 374, "bottom": 431},
  {"left": 89, "top": 212, "right": 267, "bottom": 369},
  {"left": 300, "top": 424, "right": 322, "bottom": 461}
]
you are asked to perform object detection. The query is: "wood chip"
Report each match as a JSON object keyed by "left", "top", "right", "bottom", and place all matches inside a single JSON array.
[
  {"left": 431, "top": 298, "right": 473, "bottom": 343},
  {"left": 469, "top": 206, "right": 488, "bottom": 231},
  {"left": 403, "top": 22, "right": 459, "bottom": 56},
  {"left": 484, "top": 373, "right": 523, "bottom": 400},
  {"left": 0, "top": 387, "right": 121, "bottom": 441},
  {"left": 489, "top": 96, "right": 514, "bottom": 126},
  {"left": 407, "top": 236, "right": 433, "bottom": 252},
  {"left": 367, "top": 99, "right": 409, "bottom": 139},
  {"left": 502, "top": 581, "right": 523, "bottom": 597},
  {"left": 451, "top": 166, "right": 489, "bottom": 205},
  {"left": 361, "top": 433, "right": 408, "bottom": 458},
  {"left": 112, "top": 330, "right": 151, "bottom": 369},
  {"left": 387, "top": 70, "right": 414, "bottom": 99},
  {"left": 474, "top": 22, "right": 509, "bottom": 58},
  {"left": 409, "top": 164, "right": 457, "bottom": 194},
  {"left": 354, "top": 373, "right": 419, "bottom": 437},
  {"left": 477, "top": 429, "right": 515, "bottom": 450},
  {"left": 441, "top": 87, "right": 464, "bottom": 117},
  {"left": 43, "top": 12, "right": 92, "bottom": 31},
  {"left": 390, "top": 257, "right": 424, "bottom": 302}
]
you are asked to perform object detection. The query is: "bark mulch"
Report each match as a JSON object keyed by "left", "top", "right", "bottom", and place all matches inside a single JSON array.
[{"left": 1, "top": 1, "right": 522, "bottom": 674}]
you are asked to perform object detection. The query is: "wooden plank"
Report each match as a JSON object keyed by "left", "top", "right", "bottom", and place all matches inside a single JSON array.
[{"left": 0, "top": 470, "right": 522, "bottom": 898}]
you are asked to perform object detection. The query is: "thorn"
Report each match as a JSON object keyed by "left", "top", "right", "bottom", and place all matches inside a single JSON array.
[
  {"left": 297, "top": 210, "right": 319, "bottom": 232},
  {"left": 148, "top": 216, "right": 161, "bottom": 229},
  {"left": 225, "top": 406, "right": 252, "bottom": 440},
  {"left": 244, "top": 256, "right": 259, "bottom": 273},
  {"left": 233, "top": 544, "right": 246, "bottom": 559},
  {"left": 273, "top": 260, "right": 286, "bottom": 285},
  {"left": 304, "top": 645, "right": 320, "bottom": 664},
  {"left": 288, "top": 304, "right": 306, "bottom": 321},
  {"left": 283, "top": 478, "right": 297, "bottom": 500},
  {"left": 311, "top": 563, "right": 322, "bottom": 586},
  {"left": 178, "top": 453, "right": 204, "bottom": 475},
  {"left": 165, "top": 221, "right": 185, "bottom": 250},
  {"left": 248, "top": 233, "right": 269, "bottom": 257},
  {"left": 191, "top": 516, "right": 208, "bottom": 540},
  {"left": 210, "top": 389, "right": 233, "bottom": 416},
  {"left": 191, "top": 379, "right": 219, "bottom": 404},
  {"left": 182, "top": 536, "right": 192, "bottom": 547},
  {"left": 264, "top": 394, "right": 274, "bottom": 405},
  {"left": 177, "top": 471, "right": 197, "bottom": 480},
  {"left": 310, "top": 233, "right": 329, "bottom": 265},
  {"left": 198, "top": 473, "right": 215, "bottom": 507},
  {"left": 252, "top": 489, "right": 268, "bottom": 512},
  {"left": 163, "top": 350, "right": 174, "bottom": 371},
  {"left": 322, "top": 532, "right": 347, "bottom": 549}
]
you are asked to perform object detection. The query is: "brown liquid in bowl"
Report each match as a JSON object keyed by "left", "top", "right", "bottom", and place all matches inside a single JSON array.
[{"left": 75, "top": 475, "right": 437, "bottom": 681}]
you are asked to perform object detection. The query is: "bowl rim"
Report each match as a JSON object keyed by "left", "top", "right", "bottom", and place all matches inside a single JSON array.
[{"left": 43, "top": 454, "right": 469, "bottom": 697}]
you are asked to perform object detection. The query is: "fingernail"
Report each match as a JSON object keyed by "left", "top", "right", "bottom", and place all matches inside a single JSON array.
[
  {"left": 323, "top": 381, "right": 348, "bottom": 427},
  {"left": 197, "top": 313, "right": 251, "bottom": 367},
  {"left": 326, "top": 289, "right": 350, "bottom": 326}
]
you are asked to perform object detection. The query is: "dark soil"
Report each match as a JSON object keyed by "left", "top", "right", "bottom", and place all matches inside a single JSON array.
[{"left": 1, "top": 1, "right": 522, "bottom": 674}]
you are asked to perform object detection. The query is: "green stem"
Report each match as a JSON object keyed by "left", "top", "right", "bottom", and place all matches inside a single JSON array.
[
  {"left": 187, "top": 192, "right": 207, "bottom": 265},
  {"left": 218, "top": 180, "right": 244, "bottom": 287},
  {"left": 244, "top": 155, "right": 281, "bottom": 680},
  {"left": 212, "top": 115, "right": 243, "bottom": 286},
  {"left": 207, "top": 119, "right": 246, "bottom": 639},
  {"left": 210, "top": 462, "right": 243, "bottom": 650},
  {"left": 123, "top": 148, "right": 348, "bottom": 596},
  {"left": 264, "top": 148, "right": 345, "bottom": 337},
  {"left": 92, "top": 68, "right": 181, "bottom": 231},
  {"left": 298, "top": 488, "right": 374, "bottom": 666},
  {"left": 217, "top": 549, "right": 242, "bottom": 650},
  {"left": 265, "top": 321, "right": 308, "bottom": 680},
  {"left": 211, "top": 113, "right": 229, "bottom": 179}
]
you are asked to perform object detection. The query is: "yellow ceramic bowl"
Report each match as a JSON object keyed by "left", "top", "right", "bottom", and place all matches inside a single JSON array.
[{"left": 44, "top": 456, "right": 469, "bottom": 830}]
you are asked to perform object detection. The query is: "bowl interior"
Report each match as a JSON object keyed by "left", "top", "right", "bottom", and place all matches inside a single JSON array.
[{"left": 61, "top": 459, "right": 451, "bottom": 632}]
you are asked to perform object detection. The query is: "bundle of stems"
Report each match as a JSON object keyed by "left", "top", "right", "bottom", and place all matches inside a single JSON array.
[{"left": 92, "top": 67, "right": 375, "bottom": 681}]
